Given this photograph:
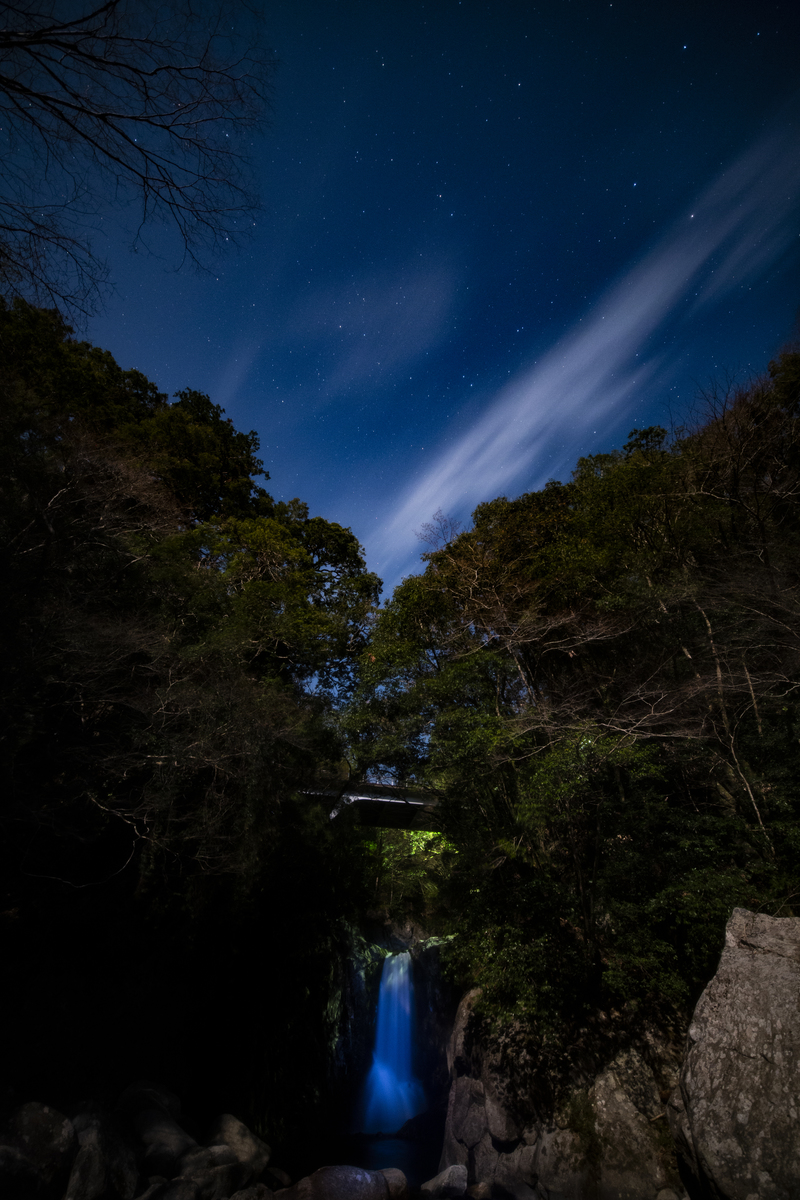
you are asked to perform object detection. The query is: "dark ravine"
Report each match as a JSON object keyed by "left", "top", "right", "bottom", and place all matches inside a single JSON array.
[
  {"left": 2, "top": 910, "right": 797, "bottom": 1200},
  {"left": 320, "top": 926, "right": 460, "bottom": 1188}
]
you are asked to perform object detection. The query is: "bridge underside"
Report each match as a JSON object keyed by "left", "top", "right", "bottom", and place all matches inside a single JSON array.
[{"left": 305, "top": 783, "right": 440, "bottom": 831}]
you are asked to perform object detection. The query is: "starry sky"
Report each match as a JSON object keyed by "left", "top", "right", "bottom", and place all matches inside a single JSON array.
[{"left": 90, "top": 0, "right": 800, "bottom": 594}]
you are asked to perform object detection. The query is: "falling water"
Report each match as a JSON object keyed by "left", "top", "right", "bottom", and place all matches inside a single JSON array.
[{"left": 359, "top": 951, "right": 426, "bottom": 1134}]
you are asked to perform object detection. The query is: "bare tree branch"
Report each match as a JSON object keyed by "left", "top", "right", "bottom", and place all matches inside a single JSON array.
[{"left": 0, "top": 0, "right": 275, "bottom": 318}]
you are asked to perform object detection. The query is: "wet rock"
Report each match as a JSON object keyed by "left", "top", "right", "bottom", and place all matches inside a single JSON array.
[
  {"left": 65, "top": 1137, "right": 106, "bottom": 1200},
  {"left": 465, "top": 1185, "right": 491, "bottom": 1200},
  {"left": 446, "top": 991, "right": 482, "bottom": 1078},
  {"left": 527, "top": 1126, "right": 588, "bottom": 1200},
  {"left": 420, "top": 1163, "right": 468, "bottom": 1197},
  {"left": 275, "top": 1164, "right": 389, "bottom": 1200},
  {"left": 140, "top": 1181, "right": 200, "bottom": 1200},
  {"left": 605, "top": 1048, "right": 662, "bottom": 1121},
  {"left": 379, "top": 1167, "right": 409, "bottom": 1200},
  {"left": 206, "top": 1114, "right": 270, "bottom": 1178},
  {"left": 134, "top": 1109, "right": 197, "bottom": 1180},
  {"left": 0, "top": 1101, "right": 77, "bottom": 1198},
  {"left": 65, "top": 1110, "right": 139, "bottom": 1200},
  {"left": 440, "top": 987, "right": 681, "bottom": 1199},
  {"left": 177, "top": 1143, "right": 249, "bottom": 1200},
  {"left": 668, "top": 906, "right": 800, "bottom": 1200},
  {"left": 229, "top": 1186, "right": 275, "bottom": 1200},
  {"left": 590, "top": 1066, "right": 670, "bottom": 1199}
]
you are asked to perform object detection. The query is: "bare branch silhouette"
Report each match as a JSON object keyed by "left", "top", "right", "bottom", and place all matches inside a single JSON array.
[{"left": 0, "top": 0, "right": 275, "bottom": 317}]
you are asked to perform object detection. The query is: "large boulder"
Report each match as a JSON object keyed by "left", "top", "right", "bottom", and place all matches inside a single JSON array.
[
  {"left": 176, "top": 1143, "right": 250, "bottom": 1200},
  {"left": 275, "top": 1164, "right": 390, "bottom": 1200},
  {"left": 420, "top": 1163, "right": 468, "bottom": 1197},
  {"left": 206, "top": 1114, "right": 270, "bottom": 1179},
  {"left": 668, "top": 907, "right": 800, "bottom": 1200},
  {"left": 380, "top": 1168, "right": 409, "bottom": 1200},
  {"left": 0, "top": 1101, "right": 78, "bottom": 1199},
  {"left": 64, "top": 1110, "right": 139, "bottom": 1200},
  {"left": 134, "top": 1109, "right": 198, "bottom": 1181}
]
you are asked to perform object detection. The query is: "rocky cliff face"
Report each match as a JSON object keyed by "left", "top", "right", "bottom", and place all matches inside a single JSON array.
[
  {"left": 326, "top": 923, "right": 387, "bottom": 1113},
  {"left": 438, "top": 991, "right": 684, "bottom": 1200},
  {"left": 668, "top": 907, "right": 800, "bottom": 1200},
  {"left": 411, "top": 939, "right": 461, "bottom": 1111}
]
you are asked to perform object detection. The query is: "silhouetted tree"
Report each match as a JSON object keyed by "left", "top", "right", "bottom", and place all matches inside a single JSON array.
[{"left": 0, "top": 0, "right": 274, "bottom": 317}]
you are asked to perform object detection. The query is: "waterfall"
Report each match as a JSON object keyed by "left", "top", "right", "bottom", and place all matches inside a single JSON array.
[{"left": 359, "top": 951, "right": 426, "bottom": 1134}]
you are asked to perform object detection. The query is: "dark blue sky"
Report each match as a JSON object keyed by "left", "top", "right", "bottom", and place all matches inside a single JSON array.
[{"left": 90, "top": 0, "right": 800, "bottom": 593}]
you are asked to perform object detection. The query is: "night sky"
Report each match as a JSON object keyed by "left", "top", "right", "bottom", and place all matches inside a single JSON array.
[{"left": 90, "top": 0, "right": 800, "bottom": 594}]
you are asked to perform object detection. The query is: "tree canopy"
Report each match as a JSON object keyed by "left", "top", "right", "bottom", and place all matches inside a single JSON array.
[
  {"left": 0, "top": 297, "right": 379, "bottom": 893},
  {"left": 3, "top": 292, "right": 800, "bottom": 1137},
  {"left": 343, "top": 351, "right": 800, "bottom": 1028}
]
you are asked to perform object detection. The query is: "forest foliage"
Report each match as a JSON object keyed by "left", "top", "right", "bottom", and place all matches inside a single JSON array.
[
  {"left": 343, "top": 347, "right": 800, "bottom": 1028},
  {"left": 3, "top": 294, "right": 800, "bottom": 1123},
  {"left": 1, "top": 297, "right": 379, "bottom": 892},
  {"left": 0, "top": 298, "right": 381, "bottom": 1132}
]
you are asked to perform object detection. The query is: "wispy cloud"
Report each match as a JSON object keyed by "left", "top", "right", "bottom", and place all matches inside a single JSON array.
[
  {"left": 284, "top": 259, "right": 458, "bottom": 402},
  {"left": 367, "top": 124, "right": 800, "bottom": 587},
  {"left": 212, "top": 256, "right": 458, "bottom": 421}
]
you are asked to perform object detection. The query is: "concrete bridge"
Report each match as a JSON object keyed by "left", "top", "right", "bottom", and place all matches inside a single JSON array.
[{"left": 305, "top": 782, "right": 440, "bottom": 830}]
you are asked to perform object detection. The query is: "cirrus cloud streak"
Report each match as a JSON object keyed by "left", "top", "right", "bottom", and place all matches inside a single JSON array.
[{"left": 367, "top": 124, "right": 800, "bottom": 588}]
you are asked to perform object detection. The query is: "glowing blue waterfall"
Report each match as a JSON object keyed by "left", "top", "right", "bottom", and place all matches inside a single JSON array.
[{"left": 360, "top": 951, "right": 426, "bottom": 1134}]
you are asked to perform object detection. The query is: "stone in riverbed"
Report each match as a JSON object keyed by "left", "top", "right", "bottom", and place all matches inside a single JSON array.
[
  {"left": 465, "top": 1185, "right": 491, "bottom": 1200},
  {"left": 139, "top": 1181, "right": 201, "bottom": 1200},
  {"left": 65, "top": 1110, "right": 139, "bottom": 1200},
  {"left": 0, "top": 1101, "right": 78, "bottom": 1198},
  {"left": 229, "top": 1186, "right": 276, "bottom": 1200},
  {"left": 176, "top": 1150, "right": 249, "bottom": 1200},
  {"left": 275, "top": 1164, "right": 389, "bottom": 1200},
  {"left": 134, "top": 1109, "right": 198, "bottom": 1180},
  {"left": 207, "top": 1114, "right": 271, "bottom": 1178},
  {"left": 420, "top": 1163, "right": 468, "bottom": 1197},
  {"left": 380, "top": 1167, "right": 409, "bottom": 1200}
]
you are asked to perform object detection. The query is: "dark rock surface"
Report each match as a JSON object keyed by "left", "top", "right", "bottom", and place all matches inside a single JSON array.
[
  {"left": 326, "top": 923, "right": 386, "bottom": 1112},
  {"left": 0, "top": 1082, "right": 288, "bottom": 1200},
  {"left": 275, "top": 1164, "right": 391, "bottom": 1200},
  {"left": 229, "top": 1188, "right": 275, "bottom": 1200},
  {"left": 380, "top": 1166, "right": 409, "bottom": 1200},
  {"left": 134, "top": 1109, "right": 199, "bottom": 1181},
  {"left": 439, "top": 989, "right": 683, "bottom": 1199},
  {"left": 0, "top": 1100, "right": 78, "bottom": 1199},
  {"left": 65, "top": 1110, "right": 139, "bottom": 1200},
  {"left": 420, "top": 1163, "right": 468, "bottom": 1197},
  {"left": 668, "top": 906, "right": 800, "bottom": 1200},
  {"left": 207, "top": 1115, "right": 270, "bottom": 1180},
  {"left": 411, "top": 938, "right": 461, "bottom": 1112}
]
